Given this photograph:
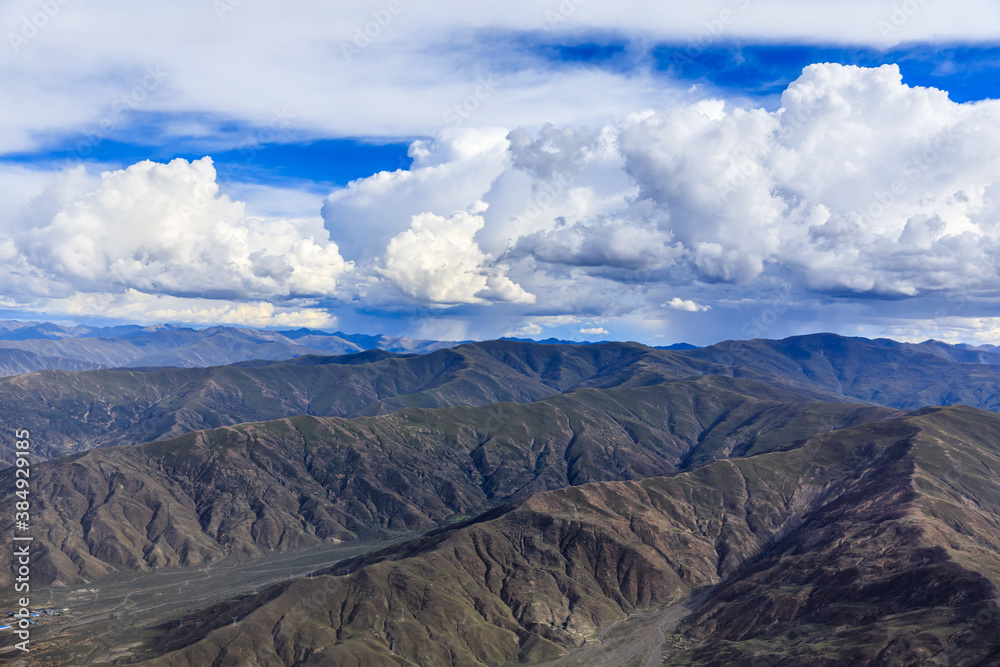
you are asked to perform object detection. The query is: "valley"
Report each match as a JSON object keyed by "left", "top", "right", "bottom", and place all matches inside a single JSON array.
[
  {"left": 0, "top": 535, "right": 407, "bottom": 666},
  {"left": 1, "top": 334, "right": 999, "bottom": 665}
]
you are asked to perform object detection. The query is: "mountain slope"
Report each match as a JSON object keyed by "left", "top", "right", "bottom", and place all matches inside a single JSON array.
[
  {"left": 691, "top": 333, "right": 1000, "bottom": 411},
  {"left": 127, "top": 406, "right": 1000, "bottom": 667},
  {"left": 0, "top": 341, "right": 716, "bottom": 464},
  {"left": 0, "top": 347, "right": 103, "bottom": 376},
  {"left": 5, "top": 333, "right": 1000, "bottom": 467},
  {"left": 0, "top": 375, "right": 893, "bottom": 586},
  {"left": 665, "top": 405, "right": 1000, "bottom": 666},
  {"left": 0, "top": 321, "right": 457, "bottom": 377}
]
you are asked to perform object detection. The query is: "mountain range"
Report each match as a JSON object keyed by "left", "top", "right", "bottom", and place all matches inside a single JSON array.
[
  {"left": 1, "top": 374, "right": 894, "bottom": 586},
  {"left": 0, "top": 320, "right": 460, "bottom": 377},
  {"left": 132, "top": 405, "right": 1000, "bottom": 666},
  {"left": 0, "top": 341, "right": 719, "bottom": 464},
  {"left": 4, "top": 333, "right": 1000, "bottom": 467},
  {"left": 2, "top": 331, "right": 1000, "bottom": 665}
]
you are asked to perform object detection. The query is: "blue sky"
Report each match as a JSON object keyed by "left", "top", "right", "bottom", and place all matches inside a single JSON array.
[
  {"left": 0, "top": 135, "right": 415, "bottom": 191},
  {"left": 4, "top": 41, "right": 997, "bottom": 189},
  {"left": 2, "top": 1, "right": 1000, "bottom": 345}
]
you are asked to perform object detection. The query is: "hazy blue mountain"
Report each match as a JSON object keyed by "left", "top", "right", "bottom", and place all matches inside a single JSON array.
[
  {"left": 500, "top": 336, "right": 699, "bottom": 349},
  {"left": 690, "top": 332, "right": 1000, "bottom": 409},
  {"left": 0, "top": 320, "right": 457, "bottom": 376}
]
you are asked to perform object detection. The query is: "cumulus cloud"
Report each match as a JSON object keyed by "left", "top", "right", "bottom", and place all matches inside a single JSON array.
[
  {"left": 666, "top": 298, "right": 711, "bottom": 312},
  {"left": 322, "top": 128, "right": 512, "bottom": 262},
  {"left": 51, "top": 290, "right": 337, "bottom": 328},
  {"left": 379, "top": 203, "right": 534, "bottom": 305},
  {"left": 386, "top": 63, "right": 1000, "bottom": 339},
  {"left": 318, "top": 66, "right": 1000, "bottom": 333},
  {"left": 7, "top": 63, "right": 1000, "bottom": 342},
  {"left": 10, "top": 158, "right": 349, "bottom": 299},
  {"left": 611, "top": 64, "right": 1000, "bottom": 297},
  {"left": 0, "top": 158, "right": 351, "bottom": 327},
  {"left": 507, "top": 323, "right": 543, "bottom": 337},
  {"left": 580, "top": 327, "right": 609, "bottom": 335},
  {"left": 512, "top": 218, "right": 677, "bottom": 272}
]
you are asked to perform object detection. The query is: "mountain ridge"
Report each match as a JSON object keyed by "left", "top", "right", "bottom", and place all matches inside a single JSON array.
[
  {"left": 6, "top": 333, "right": 1000, "bottom": 467},
  {"left": 0, "top": 341, "right": 720, "bottom": 464},
  {"left": 127, "top": 406, "right": 1000, "bottom": 666},
  {"left": 0, "top": 320, "right": 461, "bottom": 377},
  {"left": 0, "top": 374, "right": 896, "bottom": 586}
]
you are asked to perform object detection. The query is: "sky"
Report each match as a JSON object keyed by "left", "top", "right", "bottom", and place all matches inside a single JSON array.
[{"left": 1, "top": 1, "right": 1000, "bottom": 346}]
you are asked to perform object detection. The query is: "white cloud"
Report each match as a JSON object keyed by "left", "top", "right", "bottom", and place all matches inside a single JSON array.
[
  {"left": 580, "top": 327, "right": 609, "bottom": 335},
  {"left": 507, "top": 323, "right": 543, "bottom": 337},
  {"left": 6, "top": 61, "right": 1000, "bottom": 343},
  {"left": 366, "top": 63, "right": 1000, "bottom": 340},
  {"left": 2, "top": 1, "right": 997, "bottom": 155},
  {"left": 50, "top": 290, "right": 338, "bottom": 328},
  {"left": 323, "top": 128, "right": 512, "bottom": 262},
  {"left": 872, "top": 317, "right": 1000, "bottom": 347},
  {"left": 6, "top": 157, "right": 349, "bottom": 300},
  {"left": 0, "top": 158, "right": 351, "bottom": 325},
  {"left": 379, "top": 203, "right": 534, "bottom": 306},
  {"left": 527, "top": 315, "right": 583, "bottom": 327},
  {"left": 513, "top": 218, "right": 677, "bottom": 271},
  {"left": 335, "top": 64, "right": 1000, "bottom": 332},
  {"left": 612, "top": 64, "right": 1000, "bottom": 297},
  {"left": 666, "top": 298, "right": 711, "bottom": 312}
]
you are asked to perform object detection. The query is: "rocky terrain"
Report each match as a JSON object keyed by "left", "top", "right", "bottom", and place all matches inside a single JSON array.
[
  {"left": 2, "top": 335, "right": 1000, "bottom": 665},
  {"left": 0, "top": 320, "right": 458, "bottom": 377},
  {"left": 0, "top": 374, "right": 893, "bottom": 585},
  {"left": 0, "top": 340, "right": 714, "bottom": 464},
  {"left": 6, "top": 333, "right": 1000, "bottom": 467},
  {"left": 127, "top": 407, "right": 1000, "bottom": 666}
]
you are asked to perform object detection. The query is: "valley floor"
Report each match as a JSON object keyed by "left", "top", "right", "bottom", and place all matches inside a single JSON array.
[
  {"left": 0, "top": 536, "right": 406, "bottom": 666},
  {"left": 537, "top": 587, "right": 716, "bottom": 667}
]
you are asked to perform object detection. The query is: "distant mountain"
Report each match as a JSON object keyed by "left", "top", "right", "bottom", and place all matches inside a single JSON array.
[
  {"left": 501, "top": 336, "right": 699, "bottom": 350},
  {"left": 0, "top": 374, "right": 893, "bottom": 585},
  {"left": 499, "top": 336, "right": 603, "bottom": 345},
  {"left": 125, "top": 405, "right": 1000, "bottom": 666},
  {"left": 0, "top": 348, "right": 103, "bottom": 375},
  {"left": 687, "top": 332, "right": 1000, "bottom": 410},
  {"left": 0, "top": 320, "right": 458, "bottom": 377},
  {"left": 6, "top": 333, "right": 1000, "bottom": 467},
  {"left": 0, "top": 341, "right": 721, "bottom": 464},
  {"left": 657, "top": 342, "right": 700, "bottom": 350},
  {"left": 6, "top": 333, "right": 1000, "bottom": 665}
]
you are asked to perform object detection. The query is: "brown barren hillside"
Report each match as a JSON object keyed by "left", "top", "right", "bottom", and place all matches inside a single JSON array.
[
  {"left": 0, "top": 341, "right": 713, "bottom": 464},
  {"left": 0, "top": 375, "right": 891, "bottom": 586},
  {"left": 127, "top": 406, "right": 1000, "bottom": 667}
]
